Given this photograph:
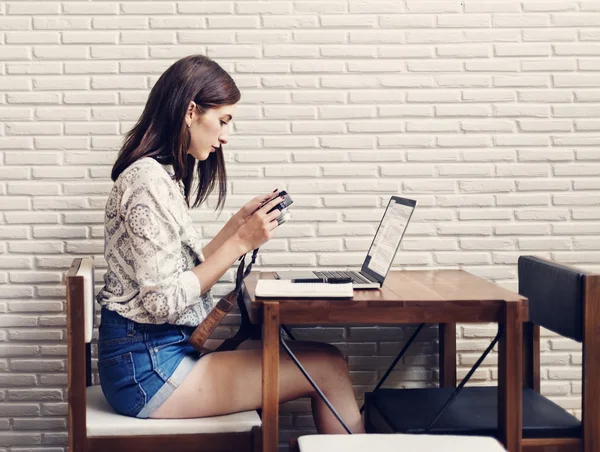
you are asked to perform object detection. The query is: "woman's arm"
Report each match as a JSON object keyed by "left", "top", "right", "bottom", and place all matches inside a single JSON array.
[
  {"left": 201, "top": 215, "right": 243, "bottom": 260},
  {"left": 120, "top": 168, "right": 278, "bottom": 321},
  {"left": 202, "top": 190, "right": 279, "bottom": 260},
  {"left": 121, "top": 171, "right": 212, "bottom": 324},
  {"left": 193, "top": 195, "right": 284, "bottom": 295},
  {"left": 193, "top": 233, "right": 248, "bottom": 295}
]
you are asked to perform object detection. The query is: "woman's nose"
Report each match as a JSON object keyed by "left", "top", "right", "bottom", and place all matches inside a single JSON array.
[{"left": 219, "top": 134, "right": 228, "bottom": 145}]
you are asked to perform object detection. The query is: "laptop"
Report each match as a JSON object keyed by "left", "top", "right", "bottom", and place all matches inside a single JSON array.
[{"left": 275, "top": 196, "right": 417, "bottom": 289}]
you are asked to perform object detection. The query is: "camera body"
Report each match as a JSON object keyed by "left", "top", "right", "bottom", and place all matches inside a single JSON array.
[{"left": 267, "top": 190, "right": 293, "bottom": 225}]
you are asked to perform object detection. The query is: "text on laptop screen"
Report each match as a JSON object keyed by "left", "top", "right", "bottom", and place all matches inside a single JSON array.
[{"left": 365, "top": 197, "right": 415, "bottom": 277}]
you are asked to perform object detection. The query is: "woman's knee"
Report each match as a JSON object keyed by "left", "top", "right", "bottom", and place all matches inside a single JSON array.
[
  {"left": 290, "top": 340, "right": 345, "bottom": 363},
  {"left": 293, "top": 342, "right": 349, "bottom": 383},
  {"left": 316, "top": 341, "right": 346, "bottom": 365},
  {"left": 320, "top": 342, "right": 347, "bottom": 367}
]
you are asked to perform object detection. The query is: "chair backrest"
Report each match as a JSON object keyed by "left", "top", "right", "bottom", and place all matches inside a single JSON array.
[
  {"left": 66, "top": 257, "right": 95, "bottom": 452},
  {"left": 79, "top": 258, "right": 95, "bottom": 343},
  {"left": 518, "top": 255, "right": 585, "bottom": 342}
]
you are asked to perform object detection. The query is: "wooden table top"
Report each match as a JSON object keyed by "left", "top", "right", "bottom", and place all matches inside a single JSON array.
[{"left": 243, "top": 270, "right": 528, "bottom": 325}]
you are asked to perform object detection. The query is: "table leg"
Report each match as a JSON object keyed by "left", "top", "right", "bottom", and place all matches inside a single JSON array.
[
  {"left": 439, "top": 323, "right": 457, "bottom": 388},
  {"left": 262, "top": 301, "right": 280, "bottom": 452},
  {"left": 498, "top": 301, "right": 523, "bottom": 452}
]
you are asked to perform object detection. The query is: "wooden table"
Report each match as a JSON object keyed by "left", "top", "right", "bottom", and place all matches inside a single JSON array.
[{"left": 242, "top": 270, "right": 529, "bottom": 452}]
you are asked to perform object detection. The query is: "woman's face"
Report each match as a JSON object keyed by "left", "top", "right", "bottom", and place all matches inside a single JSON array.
[{"left": 185, "top": 102, "right": 236, "bottom": 161}]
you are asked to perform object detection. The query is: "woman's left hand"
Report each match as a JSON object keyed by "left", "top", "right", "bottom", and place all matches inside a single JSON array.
[{"left": 228, "top": 189, "right": 280, "bottom": 232}]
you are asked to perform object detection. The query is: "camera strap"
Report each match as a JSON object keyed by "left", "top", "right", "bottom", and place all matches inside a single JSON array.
[
  {"left": 213, "top": 249, "right": 263, "bottom": 352},
  {"left": 237, "top": 249, "right": 258, "bottom": 287},
  {"left": 188, "top": 248, "right": 259, "bottom": 352}
]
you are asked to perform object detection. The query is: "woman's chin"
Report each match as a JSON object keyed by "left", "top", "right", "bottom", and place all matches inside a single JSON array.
[{"left": 189, "top": 149, "right": 211, "bottom": 161}]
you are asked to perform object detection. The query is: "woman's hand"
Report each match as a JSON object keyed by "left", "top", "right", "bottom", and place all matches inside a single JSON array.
[
  {"left": 234, "top": 195, "right": 283, "bottom": 253},
  {"left": 228, "top": 189, "right": 280, "bottom": 232},
  {"left": 202, "top": 190, "right": 280, "bottom": 260}
]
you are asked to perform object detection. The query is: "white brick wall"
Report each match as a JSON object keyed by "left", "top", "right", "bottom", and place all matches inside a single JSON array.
[{"left": 0, "top": 0, "right": 599, "bottom": 450}]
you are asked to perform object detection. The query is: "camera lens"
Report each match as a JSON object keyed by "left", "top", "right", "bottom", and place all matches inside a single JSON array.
[
  {"left": 265, "top": 191, "right": 293, "bottom": 225},
  {"left": 277, "top": 209, "right": 291, "bottom": 225}
]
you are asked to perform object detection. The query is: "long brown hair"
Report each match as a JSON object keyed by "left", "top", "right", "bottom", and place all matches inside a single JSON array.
[{"left": 111, "top": 54, "right": 241, "bottom": 210}]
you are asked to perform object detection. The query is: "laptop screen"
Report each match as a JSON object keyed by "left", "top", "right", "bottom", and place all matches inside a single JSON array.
[{"left": 361, "top": 196, "right": 417, "bottom": 283}]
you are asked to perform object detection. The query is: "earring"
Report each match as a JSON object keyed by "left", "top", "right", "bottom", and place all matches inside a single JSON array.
[{"left": 187, "top": 123, "right": 190, "bottom": 128}]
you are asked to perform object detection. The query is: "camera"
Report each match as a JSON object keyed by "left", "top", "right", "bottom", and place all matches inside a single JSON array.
[{"left": 266, "top": 190, "right": 293, "bottom": 225}]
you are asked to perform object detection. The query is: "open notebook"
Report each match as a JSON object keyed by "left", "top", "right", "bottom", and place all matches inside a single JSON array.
[{"left": 255, "top": 280, "right": 353, "bottom": 298}]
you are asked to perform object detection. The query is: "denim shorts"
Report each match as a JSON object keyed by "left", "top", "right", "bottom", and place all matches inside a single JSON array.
[{"left": 97, "top": 307, "right": 206, "bottom": 418}]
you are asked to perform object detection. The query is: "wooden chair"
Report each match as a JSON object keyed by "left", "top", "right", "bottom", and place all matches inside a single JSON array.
[
  {"left": 289, "top": 433, "right": 507, "bottom": 452},
  {"left": 364, "top": 256, "right": 600, "bottom": 452},
  {"left": 66, "top": 257, "right": 262, "bottom": 452}
]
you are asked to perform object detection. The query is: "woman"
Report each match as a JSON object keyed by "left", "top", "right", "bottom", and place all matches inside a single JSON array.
[{"left": 96, "top": 54, "right": 364, "bottom": 434}]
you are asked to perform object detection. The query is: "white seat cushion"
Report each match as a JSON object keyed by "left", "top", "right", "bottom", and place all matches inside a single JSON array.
[
  {"left": 86, "top": 385, "right": 261, "bottom": 437},
  {"left": 298, "top": 433, "right": 507, "bottom": 452}
]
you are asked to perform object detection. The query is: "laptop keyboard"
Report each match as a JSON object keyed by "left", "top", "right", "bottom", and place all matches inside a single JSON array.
[{"left": 314, "top": 270, "right": 378, "bottom": 284}]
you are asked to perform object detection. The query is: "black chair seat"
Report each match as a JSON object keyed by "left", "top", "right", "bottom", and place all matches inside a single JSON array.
[{"left": 365, "top": 387, "right": 581, "bottom": 439}]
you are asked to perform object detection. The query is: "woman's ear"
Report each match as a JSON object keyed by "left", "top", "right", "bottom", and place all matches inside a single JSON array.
[{"left": 186, "top": 101, "right": 196, "bottom": 127}]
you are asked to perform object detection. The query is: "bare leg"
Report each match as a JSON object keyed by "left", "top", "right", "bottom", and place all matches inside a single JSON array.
[{"left": 150, "top": 340, "right": 365, "bottom": 434}]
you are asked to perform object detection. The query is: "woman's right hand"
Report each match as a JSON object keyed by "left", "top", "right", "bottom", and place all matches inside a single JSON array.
[{"left": 234, "top": 195, "right": 283, "bottom": 253}]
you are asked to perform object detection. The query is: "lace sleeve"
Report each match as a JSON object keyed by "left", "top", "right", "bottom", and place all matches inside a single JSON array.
[{"left": 120, "top": 170, "right": 203, "bottom": 324}]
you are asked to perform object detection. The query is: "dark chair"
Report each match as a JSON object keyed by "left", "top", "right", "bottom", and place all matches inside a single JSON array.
[
  {"left": 66, "top": 257, "right": 262, "bottom": 452},
  {"left": 365, "top": 256, "right": 600, "bottom": 452}
]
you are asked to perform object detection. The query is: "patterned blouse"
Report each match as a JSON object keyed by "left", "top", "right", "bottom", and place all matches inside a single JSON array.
[{"left": 96, "top": 157, "right": 214, "bottom": 327}]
